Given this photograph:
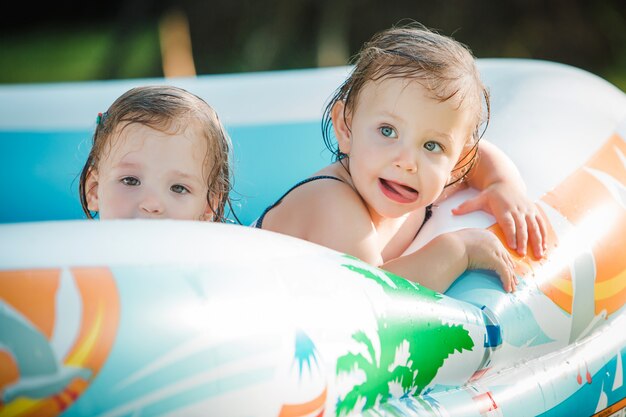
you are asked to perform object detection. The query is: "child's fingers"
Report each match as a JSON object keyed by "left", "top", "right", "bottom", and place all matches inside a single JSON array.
[
  {"left": 505, "top": 252, "right": 519, "bottom": 285},
  {"left": 536, "top": 211, "right": 548, "bottom": 251},
  {"left": 493, "top": 250, "right": 516, "bottom": 293},
  {"left": 451, "top": 194, "right": 484, "bottom": 215},
  {"left": 495, "top": 264, "right": 512, "bottom": 292},
  {"left": 527, "top": 215, "right": 544, "bottom": 259},
  {"left": 514, "top": 213, "right": 528, "bottom": 256},
  {"left": 505, "top": 252, "right": 517, "bottom": 290},
  {"left": 500, "top": 267, "right": 513, "bottom": 292},
  {"left": 500, "top": 212, "right": 517, "bottom": 250}
]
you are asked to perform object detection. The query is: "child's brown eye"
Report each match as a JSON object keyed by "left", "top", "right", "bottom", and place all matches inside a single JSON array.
[
  {"left": 171, "top": 184, "right": 189, "bottom": 194},
  {"left": 121, "top": 177, "right": 140, "bottom": 186}
]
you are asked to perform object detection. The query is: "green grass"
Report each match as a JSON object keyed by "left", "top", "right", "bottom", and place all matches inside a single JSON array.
[
  {"left": 604, "top": 62, "right": 626, "bottom": 93},
  {"left": 0, "top": 24, "right": 161, "bottom": 84},
  {"left": 0, "top": 25, "right": 624, "bottom": 94}
]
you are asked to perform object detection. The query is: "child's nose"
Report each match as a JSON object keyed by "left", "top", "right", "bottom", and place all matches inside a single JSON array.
[
  {"left": 394, "top": 148, "right": 418, "bottom": 173},
  {"left": 140, "top": 194, "right": 164, "bottom": 215}
]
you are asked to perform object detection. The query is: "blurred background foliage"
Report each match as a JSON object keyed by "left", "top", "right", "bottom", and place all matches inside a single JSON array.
[{"left": 1, "top": 0, "right": 625, "bottom": 91}]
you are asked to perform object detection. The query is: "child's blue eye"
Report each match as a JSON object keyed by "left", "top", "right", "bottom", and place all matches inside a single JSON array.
[
  {"left": 380, "top": 126, "right": 397, "bottom": 138},
  {"left": 121, "top": 177, "right": 140, "bottom": 186},
  {"left": 424, "top": 141, "right": 442, "bottom": 152},
  {"left": 171, "top": 184, "right": 190, "bottom": 194}
]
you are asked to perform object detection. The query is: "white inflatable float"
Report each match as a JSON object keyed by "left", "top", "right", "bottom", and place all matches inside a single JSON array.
[{"left": 0, "top": 59, "right": 625, "bottom": 417}]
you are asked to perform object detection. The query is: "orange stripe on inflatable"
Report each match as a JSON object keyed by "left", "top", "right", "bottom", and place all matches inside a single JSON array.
[
  {"left": 0, "top": 268, "right": 119, "bottom": 417},
  {"left": 278, "top": 387, "right": 327, "bottom": 417},
  {"left": 540, "top": 133, "right": 626, "bottom": 316},
  {"left": 0, "top": 351, "right": 19, "bottom": 390},
  {"left": 595, "top": 269, "right": 626, "bottom": 314},
  {"left": 545, "top": 276, "right": 573, "bottom": 297},
  {"left": 0, "top": 269, "right": 60, "bottom": 417},
  {"left": 543, "top": 169, "right": 617, "bottom": 226},
  {"left": 0, "top": 398, "right": 45, "bottom": 417},
  {"left": 0, "top": 269, "right": 60, "bottom": 339},
  {"left": 586, "top": 133, "right": 626, "bottom": 182},
  {"left": 592, "top": 214, "right": 626, "bottom": 282},
  {"left": 576, "top": 136, "right": 625, "bottom": 315},
  {"left": 601, "top": 288, "right": 626, "bottom": 318},
  {"left": 65, "top": 300, "right": 105, "bottom": 366},
  {"left": 591, "top": 395, "right": 626, "bottom": 417},
  {"left": 542, "top": 134, "right": 624, "bottom": 225},
  {"left": 546, "top": 134, "right": 626, "bottom": 314},
  {"left": 538, "top": 269, "right": 574, "bottom": 315},
  {"left": 4, "top": 379, "right": 93, "bottom": 417},
  {"left": 592, "top": 214, "right": 626, "bottom": 315},
  {"left": 65, "top": 267, "right": 120, "bottom": 373}
]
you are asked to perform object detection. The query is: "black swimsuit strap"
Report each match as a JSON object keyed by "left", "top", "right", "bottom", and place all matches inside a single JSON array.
[
  {"left": 416, "top": 204, "right": 434, "bottom": 237},
  {"left": 255, "top": 175, "right": 434, "bottom": 237},
  {"left": 254, "top": 175, "right": 345, "bottom": 229}
]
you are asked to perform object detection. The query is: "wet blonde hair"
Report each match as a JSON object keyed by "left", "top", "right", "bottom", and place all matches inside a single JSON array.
[
  {"left": 79, "top": 85, "right": 235, "bottom": 222},
  {"left": 322, "top": 22, "right": 490, "bottom": 185}
]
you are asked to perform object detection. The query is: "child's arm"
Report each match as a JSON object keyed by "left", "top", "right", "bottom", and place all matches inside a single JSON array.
[
  {"left": 451, "top": 140, "right": 547, "bottom": 259},
  {"left": 383, "top": 228, "right": 517, "bottom": 293},
  {"left": 264, "top": 178, "right": 516, "bottom": 294}
]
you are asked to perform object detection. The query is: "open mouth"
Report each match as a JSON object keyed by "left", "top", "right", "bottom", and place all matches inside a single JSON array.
[{"left": 378, "top": 178, "right": 419, "bottom": 203}]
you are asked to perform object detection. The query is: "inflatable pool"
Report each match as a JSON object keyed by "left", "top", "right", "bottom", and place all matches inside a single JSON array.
[{"left": 0, "top": 59, "right": 625, "bottom": 417}]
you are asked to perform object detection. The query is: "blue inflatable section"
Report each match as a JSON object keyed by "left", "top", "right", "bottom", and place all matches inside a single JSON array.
[
  {"left": 0, "top": 122, "right": 327, "bottom": 225},
  {"left": 0, "top": 66, "right": 353, "bottom": 225}
]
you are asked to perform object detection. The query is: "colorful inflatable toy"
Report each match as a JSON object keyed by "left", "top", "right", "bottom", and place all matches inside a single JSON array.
[{"left": 0, "top": 59, "right": 625, "bottom": 417}]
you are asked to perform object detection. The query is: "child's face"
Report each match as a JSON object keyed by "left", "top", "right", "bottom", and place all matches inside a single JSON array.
[
  {"left": 337, "top": 77, "right": 475, "bottom": 221},
  {"left": 86, "top": 122, "right": 212, "bottom": 220}
]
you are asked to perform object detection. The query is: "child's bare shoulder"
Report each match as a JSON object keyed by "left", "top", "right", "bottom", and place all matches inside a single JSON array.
[
  {"left": 264, "top": 174, "right": 373, "bottom": 242},
  {"left": 271, "top": 176, "right": 379, "bottom": 261}
]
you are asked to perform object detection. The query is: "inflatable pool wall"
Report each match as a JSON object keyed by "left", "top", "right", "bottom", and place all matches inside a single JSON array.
[{"left": 0, "top": 59, "right": 625, "bottom": 417}]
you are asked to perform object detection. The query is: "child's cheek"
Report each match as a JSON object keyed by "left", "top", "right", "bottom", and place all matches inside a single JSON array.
[{"left": 105, "top": 186, "right": 135, "bottom": 219}]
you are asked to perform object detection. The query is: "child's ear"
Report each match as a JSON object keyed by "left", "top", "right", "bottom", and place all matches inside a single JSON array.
[
  {"left": 450, "top": 139, "right": 479, "bottom": 183},
  {"left": 85, "top": 168, "right": 100, "bottom": 213},
  {"left": 331, "top": 101, "right": 352, "bottom": 155},
  {"left": 201, "top": 193, "right": 220, "bottom": 222}
]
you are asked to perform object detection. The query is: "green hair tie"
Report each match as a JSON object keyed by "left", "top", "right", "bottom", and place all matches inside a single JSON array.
[{"left": 96, "top": 111, "right": 108, "bottom": 125}]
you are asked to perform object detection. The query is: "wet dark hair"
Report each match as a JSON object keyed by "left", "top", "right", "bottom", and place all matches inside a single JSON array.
[
  {"left": 321, "top": 21, "right": 490, "bottom": 186},
  {"left": 78, "top": 85, "right": 237, "bottom": 222}
]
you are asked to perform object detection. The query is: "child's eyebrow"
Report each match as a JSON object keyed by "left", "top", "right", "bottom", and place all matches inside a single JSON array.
[
  {"left": 379, "top": 110, "right": 402, "bottom": 121},
  {"left": 428, "top": 131, "right": 454, "bottom": 142},
  {"left": 112, "top": 161, "right": 141, "bottom": 170},
  {"left": 171, "top": 170, "right": 203, "bottom": 183}
]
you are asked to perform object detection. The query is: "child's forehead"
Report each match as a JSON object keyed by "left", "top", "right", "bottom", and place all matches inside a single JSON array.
[
  {"left": 112, "top": 119, "right": 203, "bottom": 142},
  {"left": 356, "top": 78, "right": 450, "bottom": 110},
  {"left": 364, "top": 76, "right": 424, "bottom": 96},
  {"left": 103, "top": 121, "right": 207, "bottom": 157},
  {"left": 356, "top": 76, "right": 481, "bottom": 120}
]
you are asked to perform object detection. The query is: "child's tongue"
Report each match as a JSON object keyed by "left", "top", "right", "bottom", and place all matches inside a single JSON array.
[{"left": 381, "top": 179, "right": 419, "bottom": 202}]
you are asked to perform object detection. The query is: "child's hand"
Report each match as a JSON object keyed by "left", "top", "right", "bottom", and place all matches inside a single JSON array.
[
  {"left": 454, "top": 228, "right": 518, "bottom": 292},
  {"left": 452, "top": 182, "right": 547, "bottom": 259}
]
